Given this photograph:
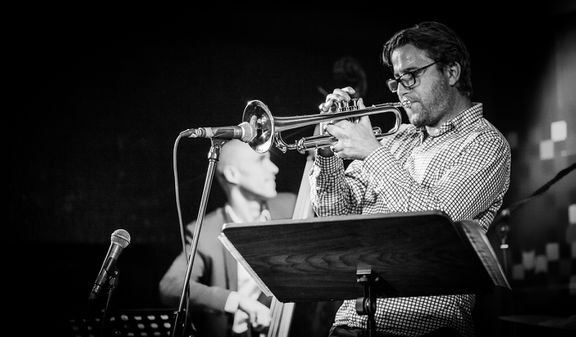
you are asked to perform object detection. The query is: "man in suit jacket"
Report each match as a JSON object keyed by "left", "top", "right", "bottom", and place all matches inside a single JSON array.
[{"left": 159, "top": 139, "right": 296, "bottom": 337}]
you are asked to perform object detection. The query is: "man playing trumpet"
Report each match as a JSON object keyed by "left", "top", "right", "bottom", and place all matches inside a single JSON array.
[{"left": 311, "top": 21, "right": 511, "bottom": 337}]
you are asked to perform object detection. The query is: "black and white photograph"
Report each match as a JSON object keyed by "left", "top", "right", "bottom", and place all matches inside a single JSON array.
[{"left": 9, "top": 4, "right": 576, "bottom": 337}]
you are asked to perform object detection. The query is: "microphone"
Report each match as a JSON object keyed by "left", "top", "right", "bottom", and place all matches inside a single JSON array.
[
  {"left": 89, "top": 229, "right": 131, "bottom": 300},
  {"left": 180, "top": 121, "right": 256, "bottom": 142}
]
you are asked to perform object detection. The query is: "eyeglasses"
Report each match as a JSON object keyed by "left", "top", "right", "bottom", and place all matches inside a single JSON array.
[{"left": 386, "top": 61, "right": 438, "bottom": 93}]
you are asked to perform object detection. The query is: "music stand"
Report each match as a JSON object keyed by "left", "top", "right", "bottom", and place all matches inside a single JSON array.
[
  {"left": 218, "top": 210, "right": 510, "bottom": 336},
  {"left": 68, "top": 309, "right": 176, "bottom": 337}
]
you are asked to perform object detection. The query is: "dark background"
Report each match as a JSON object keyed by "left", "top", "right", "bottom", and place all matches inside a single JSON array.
[{"left": 8, "top": 5, "right": 576, "bottom": 336}]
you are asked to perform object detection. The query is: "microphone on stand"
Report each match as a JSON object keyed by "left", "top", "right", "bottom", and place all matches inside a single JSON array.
[
  {"left": 179, "top": 121, "right": 256, "bottom": 142},
  {"left": 89, "top": 229, "right": 131, "bottom": 300}
]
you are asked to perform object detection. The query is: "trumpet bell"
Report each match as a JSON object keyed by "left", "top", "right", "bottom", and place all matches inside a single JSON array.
[{"left": 242, "top": 100, "right": 275, "bottom": 153}]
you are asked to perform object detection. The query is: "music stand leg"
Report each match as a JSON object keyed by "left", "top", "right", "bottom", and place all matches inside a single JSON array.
[{"left": 355, "top": 266, "right": 378, "bottom": 337}]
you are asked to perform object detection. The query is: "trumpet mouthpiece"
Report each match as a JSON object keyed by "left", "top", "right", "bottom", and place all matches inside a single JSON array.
[{"left": 401, "top": 99, "right": 412, "bottom": 109}]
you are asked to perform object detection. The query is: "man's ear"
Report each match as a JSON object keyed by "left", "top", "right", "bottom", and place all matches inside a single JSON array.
[
  {"left": 446, "top": 62, "right": 461, "bottom": 87},
  {"left": 221, "top": 166, "right": 240, "bottom": 185}
]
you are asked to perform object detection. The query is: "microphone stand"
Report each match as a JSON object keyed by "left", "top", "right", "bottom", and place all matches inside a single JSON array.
[
  {"left": 171, "top": 137, "right": 228, "bottom": 337},
  {"left": 86, "top": 265, "right": 120, "bottom": 337},
  {"left": 492, "top": 162, "right": 576, "bottom": 277},
  {"left": 98, "top": 268, "right": 119, "bottom": 337}
]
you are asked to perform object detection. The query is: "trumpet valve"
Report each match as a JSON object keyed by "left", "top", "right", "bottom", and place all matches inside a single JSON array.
[{"left": 351, "top": 98, "right": 359, "bottom": 109}]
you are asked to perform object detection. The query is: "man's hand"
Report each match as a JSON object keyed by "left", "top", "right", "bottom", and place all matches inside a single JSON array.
[
  {"left": 318, "top": 87, "right": 381, "bottom": 160},
  {"left": 238, "top": 296, "right": 271, "bottom": 332}
]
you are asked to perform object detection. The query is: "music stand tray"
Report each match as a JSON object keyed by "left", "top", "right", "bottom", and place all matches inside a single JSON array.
[{"left": 218, "top": 210, "right": 509, "bottom": 303}]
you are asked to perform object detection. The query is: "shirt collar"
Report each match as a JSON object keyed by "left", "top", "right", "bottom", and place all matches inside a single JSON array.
[
  {"left": 224, "top": 204, "right": 271, "bottom": 223},
  {"left": 418, "top": 103, "right": 483, "bottom": 139}
]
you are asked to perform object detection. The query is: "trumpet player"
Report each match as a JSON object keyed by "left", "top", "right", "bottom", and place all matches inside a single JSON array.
[{"left": 311, "top": 21, "right": 511, "bottom": 337}]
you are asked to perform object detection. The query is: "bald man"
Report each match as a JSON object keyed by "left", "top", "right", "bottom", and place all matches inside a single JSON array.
[{"left": 159, "top": 140, "right": 296, "bottom": 337}]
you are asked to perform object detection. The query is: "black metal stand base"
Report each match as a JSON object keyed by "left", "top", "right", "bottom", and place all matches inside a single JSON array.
[{"left": 355, "top": 266, "right": 379, "bottom": 337}]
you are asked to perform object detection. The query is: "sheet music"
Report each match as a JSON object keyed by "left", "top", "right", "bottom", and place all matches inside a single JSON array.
[{"left": 459, "top": 220, "right": 511, "bottom": 289}]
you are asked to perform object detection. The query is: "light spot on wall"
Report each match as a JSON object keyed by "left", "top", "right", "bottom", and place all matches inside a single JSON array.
[
  {"left": 568, "top": 204, "right": 576, "bottom": 243},
  {"left": 522, "top": 250, "right": 535, "bottom": 270},
  {"left": 551, "top": 120, "right": 567, "bottom": 142},
  {"left": 535, "top": 254, "right": 548, "bottom": 273},
  {"left": 545, "top": 242, "right": 559, "bottom": 261},
  {"left": 512, "top": 264, "right": 525, "bottom": 280},
  {"left": 539, "top": 139, "right": 554, "bottom": 160}
]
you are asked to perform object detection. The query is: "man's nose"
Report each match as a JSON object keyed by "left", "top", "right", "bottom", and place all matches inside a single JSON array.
[
  {"left": 396, "top": 82, "right": 410, "bottom": 95},
  {"left": 268, "top": 160, "right": 279, "bottom": 174}
]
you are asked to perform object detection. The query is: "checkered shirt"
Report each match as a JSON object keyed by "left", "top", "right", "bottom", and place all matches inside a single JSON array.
[{"left": 309, "top": 103, "right": 511, "bottom": 337}]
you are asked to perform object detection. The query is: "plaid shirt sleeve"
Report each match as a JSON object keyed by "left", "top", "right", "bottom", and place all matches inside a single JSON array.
[{"left": 309, "top": 154, "right": 365, "bottom": 216}]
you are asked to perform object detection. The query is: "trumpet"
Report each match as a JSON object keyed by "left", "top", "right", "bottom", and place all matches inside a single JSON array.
[{"left": 242, "top": 99, "right": 404, "bottom": 153}]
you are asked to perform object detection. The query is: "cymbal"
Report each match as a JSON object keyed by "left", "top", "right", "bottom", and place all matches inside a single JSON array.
[{"left": 499, "top": 315, "right": 576, "bottom": 330}]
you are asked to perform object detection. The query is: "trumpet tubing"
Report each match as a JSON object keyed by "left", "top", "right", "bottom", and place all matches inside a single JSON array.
[
  {"left": 242, "top": 99, "right": 404, "bottom": 153},
  {"left": 296, "top": 126, "right": 391, "bottom": 152}
]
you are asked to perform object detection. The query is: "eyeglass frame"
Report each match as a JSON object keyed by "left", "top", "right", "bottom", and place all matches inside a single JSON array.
[{"left": 386, "top": 61, "right": 438, "bottom": 93}]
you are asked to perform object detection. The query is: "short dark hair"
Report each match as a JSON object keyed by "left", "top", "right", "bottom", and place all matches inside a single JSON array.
[{"left": 382, "top": 21, "right": 472, "bottom": 97}]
